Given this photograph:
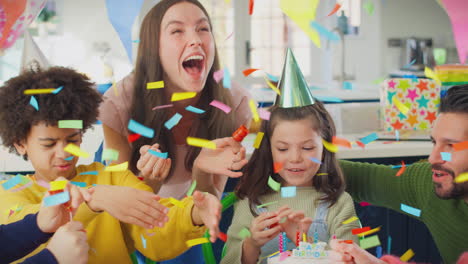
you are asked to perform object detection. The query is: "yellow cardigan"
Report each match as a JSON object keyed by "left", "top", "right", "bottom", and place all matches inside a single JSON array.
[{"left": 0, "top": 162, "right": 205, "bottom": 263}]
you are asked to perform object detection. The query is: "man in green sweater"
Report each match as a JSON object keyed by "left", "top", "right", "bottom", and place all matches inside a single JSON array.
[{"left": 340, "top": 85, "right": 468, "bottom": 263}]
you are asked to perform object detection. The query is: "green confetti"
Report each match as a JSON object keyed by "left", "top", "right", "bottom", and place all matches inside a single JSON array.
[
  {"left": 268, "top": 176, "right": 281, "bottom": 191},
  {"left": 238, "top": 227, "right": 251, "bottom": 239},
  {"left": 58, "top": 120, "right": 83, "bottom": 129},
  {"left": 187, "top": 180, "right": 197, "bottom": 196},
  {"left": 360, "top": 235, "right": 381, "bottom": 250},
  {"left": 256, "top": 201, "right": 278, "bottom": 209},
  {"left": 101, "top": 149, "right": 119, "bottom": 162},
  {"left": 363, "top": 1, "right": 375, "bottom": 15}
]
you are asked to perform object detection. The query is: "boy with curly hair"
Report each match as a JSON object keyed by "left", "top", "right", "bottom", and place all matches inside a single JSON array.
[{"left": 0, "top": 67, "right": 221, "bottom": 263}]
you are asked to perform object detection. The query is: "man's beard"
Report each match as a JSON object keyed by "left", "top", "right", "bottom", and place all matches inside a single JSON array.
[{"left": 432, "top": 164, "right": 468, "bottom": 199}]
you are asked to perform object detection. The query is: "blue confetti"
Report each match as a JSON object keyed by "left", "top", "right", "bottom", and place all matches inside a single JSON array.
[
  {"left": 309, "top": 157, "right": 322, "bottom": 164},
  {"left": 223, "top": 67, "right": 231, "bottom": 89},
  {"left": 360, "top": 132, "right": 379, "bottom": 145},
  {"left": 30, "top": 96, "right": 39, "bottom": 111},
  {"left": 185, "top": 105, "right": 205, "bottom": 114},
  {"left": 400, "top": 203, "right": 421, "bottom": 217},
  {"left": 266, "top": 73, "right": 279, "bottom": 82},
  {"left": 70, "top": 181, "right": 87, "bottom": 188},
  {"left": 310, "top": 21, "right": 340, "bottom": 42},
  {"left": 65, "top": 156, "right": 74, "bottom": 161},
  {"left": 164, "top": 113, "right": 182, "bottom": 130},
  {"left": 141, "top": 234, "right": 147, "bottom": 249},
  {"left": 441, "top": 152, "right": 451, "bottom": 161},
  {"left": 78, "top": 171, "right": 99, "bottom": 176},
  {"left": 44, "top": 191, "right": 70, "bottom": 207},
  {"left": 376, "top": 246, "right": 382, "bottom": 258},
  {"left": 128, "top": 119, "right": 154, "bottom": 138},
  {"left": 387, "top": 236, "right": 392, "bottom": 254},
  {"left": 315, "top": 96, "right": 344, "bottom": 103},
  {"left": 395, "top": 130, "right": 400, "bottom": 141},
  {"left": 52, "top": 86, "right": 63, "bottom": 94},
  {"left": 343, "top": 81, "right": 354, "bottom": 90},
  {"left": 280, "top": 186, "right": 296, "bottom": 198},
  {"left": 148, "top": 149, "right": 168, "bottom": 159},
  {"left": 1, "top": 175, "right": 23, "bottom": 190}
]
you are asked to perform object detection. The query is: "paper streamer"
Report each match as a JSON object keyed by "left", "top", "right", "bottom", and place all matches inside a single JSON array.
[
  {"left": 186, "top": 237, "right": 209, "bottom": 247},
  {"left": 50, "top": 180, "right": 67, "bottom": 191},
  {"left": 104, "top": 161, "right": 128, "bottom": 172},
  {"left": 146, "top": 81, "right": 164, "bottom": 89},
  {"left": 185, "top": 105, "right": 205, "bottom": 114},
  {"left": 44, "top": 191, "right": 70, "bottom": 207},
  {"left": 58, "top": 120, "right": 83, "bottom": 129},
  {"left": 171, "top": 92, "right": 197, "bottom": 101},
  {"left": 186, "top": 137, "right": 216, "bottom": 149},
  {"left": 102, "top": 149, "right": 119, "bottom": 161},
  {"left": 128, "top": 119, "right": 154, "bottom": 138},
  {"left": 209, "top": 100, "right": 231, "bottom": 114},
  {"left": 268, "top": 176, "right": 281, "bottom": 191},
  {"left": 253, "top": 132, "right": 264, "bottom": 149},
  {"left": 29, "top": 96, "right": 38, "bottom": 111},
  {"left": 64, "top": 144, "right": 90, "bottom": 158},
  {"left": 249, "top": 99, "right": 260, "bottom": 122},
  {"left": 223, "top": 67, "right": 231, "bottom": 89},
  {"left": 164, "top": 113, "right": 182, "bottom": 130},
  {"left": 400, "top": 203, "right": 421, "bottom": 217},
  {"left": 148, "top": 149, "right": 168, "bottom": 159},
  {"left": 310, "top": 21, "right": 340, "bottom": 42},
  {"left": 24, "top": 88, "right": 55, "bottom": 95},
  {"left": 281, "top": 186, "right": 296, "bottom": 197}
]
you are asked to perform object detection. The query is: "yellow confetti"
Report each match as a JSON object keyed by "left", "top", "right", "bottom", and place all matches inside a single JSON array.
[
  {"left": 392, "top": 97, "right": 409, "bottom": 115},
  {"left": 280, "top": 0, "right": 321, "bottom": 47},
  {"left": 249, "top": 99, "right": 260, "bottom": 122},
  {"left": 424, "top": 67, "right": 441, "bottom": 86},
  {"left": 302, "top": 233, "right": 306, "bottom": 242},
  {"left": 64, "top": 143, "right": 90, "bottom": 158},
  {"left": 253, "top": 132, "right": 264, "bottom": 149},
  {"left": 186, "top": 137, "right": 216, "bottom": 149},
  {"left": 357, "top": 226, "right": 381, "bottom": 237},
  {"left": 264, "top": 76, "right": 281, "bottom": 95},
  {"left": 104, "top": 161, "right": 129, "bottom": 172},
  {"left": 455, "top": 172, "right": 468, "bottom": 183},
  {"left": 147, "top": 81, "right": 164, "bottom": 89},
  {"left": 168, "top": 197, "right": 185, "bottom": 208},
  {"left": 342, "top": 216, "right": 358, "bottom": 225},
  {"left": 186, "top": 237, "right": 210, "bottom": 247},
  {"left": 50, "top": 180, "right": 67, "bottom": 191},
  {"left": 171, "top": 92, "right": 197, "bottom": 101},
  {"left": 400, "top": 249, "right": 415, "bottom": 262},
  {"left": 322, "top": 139, "right": 339, "bottom": 153},
  {"left": 24, "top": 89, "right": 55, "bottom": 95}
]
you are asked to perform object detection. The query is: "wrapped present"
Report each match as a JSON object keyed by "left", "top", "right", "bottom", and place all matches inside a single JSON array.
[{"left": 381, "top": 78, "right": 440, "bottom": 131}]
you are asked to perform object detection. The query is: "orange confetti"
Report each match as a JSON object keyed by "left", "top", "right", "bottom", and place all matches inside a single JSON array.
[
  {"left": 128, "top": 133, "right": 141, "bottom": 143},
  {"left": 243, "top": 68, "right": 260, "bottom": 76},
  {"left": 453, "top": 141, "right": 468, "bottom": 151},
  {"left": 352, "top": 226, "right": 371, "bottom": 235},
  {"left": 327, "top": 3, "right": 342, "bottom": 16},
  {"left": 218, "top": 232, "right": 227, "bottom": 242},
  {"left": 339, "top": 240, "right": 354, "bottom": 244},
  {"left": 274, "top": 162, "right": 283, "bottom": 173},
  {"left": 396, "top": 161, "right": 406, "bottom": 177},
  {"left": 356, "top": 141, "right": 365, "bottom": 148},
  {"left": 249, "top": 0, "right": 254, "bottom": 15},
  {"left": 332, "top": 136, "right": 351, "bottom": 148}
]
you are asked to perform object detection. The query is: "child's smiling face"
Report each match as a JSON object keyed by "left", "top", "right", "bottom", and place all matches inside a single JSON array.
[
  {"left": 270, "top": 118, "right": 323, "bottom": 187},
  {"left": 14, "top": 122, "right": 81, "bottom": 182}
]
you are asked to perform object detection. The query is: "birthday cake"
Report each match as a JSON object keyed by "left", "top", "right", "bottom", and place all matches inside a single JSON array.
[{"left": 267, "top": 241, "right": 329, "bottom": 264}]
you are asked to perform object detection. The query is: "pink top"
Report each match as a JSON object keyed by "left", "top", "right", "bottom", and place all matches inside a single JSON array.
[{"left": 98, "top": 73, "right": 253, "bottom": 199}]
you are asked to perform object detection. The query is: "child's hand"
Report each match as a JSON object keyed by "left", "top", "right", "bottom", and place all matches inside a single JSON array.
[
  {"left": 191, "top": 191, "right": 221, "bottom": 242},
  {"left": 193, "top": 137, "right": 248, "bottom": 178},
  {"left": 276, "top": 206, "right": 312, "bottom": 243},
  {"left": 248, "top": 211, "right": 283, "bottom": 249},
  {"left": 329, "top": 239, "right": 385, "bottom": 264},
  {"left": 137, "top": 144, "right": 171, "bottom": 192},
  {"left": 46, "top": 221, "right": 89, "bottom": 264},
  {"left": 87, "top": 185, "right": 169, "bottom": 229},
  {"left": 37, "top": 177, "right": 93, "bottom": 233}
]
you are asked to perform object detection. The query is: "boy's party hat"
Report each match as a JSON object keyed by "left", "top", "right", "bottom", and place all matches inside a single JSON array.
[{"left": 275, "top": 48, "right": 315, "bottom": 108}]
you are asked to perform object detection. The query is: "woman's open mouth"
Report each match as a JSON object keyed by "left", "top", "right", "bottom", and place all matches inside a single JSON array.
[{"left": 182, "top": 55, "right": 204, "bottom": 79}]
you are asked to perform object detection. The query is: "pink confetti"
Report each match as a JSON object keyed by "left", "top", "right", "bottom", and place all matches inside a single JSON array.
[
  {"left": 209, "top": 100, "right": 231, "bottom": 114},
  {"left": 37, "top": 180, "right": 50, "bottom": 189},
  {"left": 213, "top": 69, "right": 224, "bottom": 83},
  {"left": 224, "top": 31, "right": 234, "bottom": 41},
  {"left": 152, "top": 104, "right": 173, "bottom": 110},
  {"left": 360, "top": 201, "right": 371, "bottom": 207},
  {"left": 258, "top": 108, "right": 271, "bottom": 120},
  {"left": 279, "top": 251, "right": 291, "bottom": 261},
  {"left": 10, "top": 181, "right": 33, "bottom": 192}
]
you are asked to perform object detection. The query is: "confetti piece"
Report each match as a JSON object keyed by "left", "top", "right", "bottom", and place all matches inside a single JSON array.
[
  {"left": 363, "top": 1, "right": 375, "bottom": 15},
  {"left": 148, "top": 149, "right": 168, "bottom": 159},
  {"left": 424, "top": 67, "right": 441, "bottom": 85},
  {"left": 218, "top": 232, "right": 227, "bottom": 242},
  {"left": 322, "top": 139, "right": 339, "bottom": 153},
  {"left": 352, "top": 226, "right": 371, "bottom": 235},
  {"left": 185, "top": 105, "right": 205, "bottom": 114},
  {"left": 342, "top": 216, "right": 358, "bottom": 225},
  {"left": 317, "top": 173, "right": 328, "bottom": 176},
  {"left": 387, "top": 236, "right": 392, "bottom": 254},
  {"left": 249, "top": 99, "right": 260, "bottom": 122},
  {"left": 186, "top": 137, "right": 216, "bottom": 149},
  {"left": 243, "top": 68, "right": 260, "bottom": 76},
  {"left": 257, "top": 201, "right": 278, "bottom": 208},
  {"left": 309, "top": 157, "right": 321, "bottom": 164},
  {"left": 327, "top": 3, "right": 341, "bottom": 16},
  {"left": 356, "top": 140, "right": 365, "bottom": 148},
  {"left": 164, "top": 113, "right": 182, "bottom": 130},
  {"left": 102, "top": 149, "right": 119, "bottom": 161},
  {"left": 359, "top": 201, "right": 371, "bottom": 206},
  {"left": 396, "top": 161, "right": 406, "bottom": 177},
  {"left": 357, "top": 226, "right": 381, "bottom": 237},
  {"left": 359, "top": 235, "right": 380, "bottom": 250},
  {"left": 133, "top": 39, "right": 140, "bottom": 43},
  {"left": 78, "top": 171, "right": 98, "bottom": 176},
  {"left": 141, "top": 234, "right": 147, "bottom": 249},
  {"left": 24, "top": 89, "right": 55, "bottom": 95},
  {"left": 64, "top": 144, "right": 90, "bottom": 158},
  {"left": 395, "top": 130, "right": 400, "bottom": 141},
  {"left": 400, "top": 249, "right": 415, "bottom": 262},
  {"left": 343, "top": 81, "right": 353, "bottom": 90},
  {"left": 52, "top": 86, "right": 63, "bottom": 94},
  {"left": 37, "top": 180, "right": 50, "bottom": 189},
  {"left": 441, "top": 152, "right": 451, "bottom": 161},
  {"left": 224, "top": 31, "right": 234, "bottom": 41},
  {"left": 332, "top": 137, "right": 352, "bottom": 148},
  {"left": 171, "top": 92, "right": 197, "bottom": 101},
  {"left": 258, "top": 108, "right": 271, "bottom": 120},
  {"left": 453, "top": 141, "right": 468, "bottom": 151},
  {"left": 310, "top": 21, "right": 340, "bottom": 42},
  {"left": 128, "top": 119, "right": 154, "bottom": 138},
  {"left": 248, "top": 0, "right": 254, "bottom": 15},
  {"left": 64, "top": 156, "right": 73, "bottom": 161},
  {"left": 187, "top": 180, "right": 197, "bottom": 196},
  {"left": 281, "top": 186, "right": 296, "bottom": 197},
  {"left": 1, "top": 175, "right": 23, "bottom": 190},
  {"left": 186, "top": 237, "right": 209, "bottom": 247},
  {"left": 253, "top": 132, "right": 264, "bottom": 149},
  {"left": 168, "top": 197, "right": 185, "bottom": 208},
  {"left": 209, "top": 100, "right": 231, "bottom": 114},
  {"left": 315, "top": 96, "right": 344, "bottom": 103},
  {"left": 104, "top": 161, "right": 129, "bottom": 172},
  {"left": 238, "top": 228, "right": 251, "bottom": 239},
  {"left": 213, "top": 69, "right": 224, "bottom": 83},
  {"left": 268, "top": 176, "right": 281, "bottom": 191},
  {"left": 455, "top": 172, "right": 468, "bottom": 183},
  {"left": 152, "top": 104, "right": 173, "bottom": 110},
  {"left": 58, "top": 120, "right": 83, "bottom": 129},
  {"left": 392, "top": 97, "right": 409, "bottom": 115},
  {"left": 273, "top": 162, "right": 283, "bottom": 173},
  {"left": 400, "top": 203, "right": 421, "bottom": 217},
  {"left": 70, "top": 181, "right": 86, "bottom": 187},
  {"left": 50, "top": 180, "right": 67, "bottom": 191},
  {"left": 146, "top": 81, "right": 164, "bottom": 89},
  {"left": 264, "top": 76, "right": 281, "bottom": 95},
  {"left": 376, "top": 246, "right": 383, "bottom": 258},
  {"left": 128, "top": 133, "right": 141, "bottom": 142},
  {"left": 360, "top": 132, "right": 379, "bottom": 145},
  {"left": 10, "top": 182, "right": 33, "bottom": 192},
  {"left": 223, "top": 67, "right": 231, "bottom": 89},
  {"left": 266, "top": 73, "right": 279, "bottom": 82},
  {"left": 29, "top": 96, "right": 39, "bottom": 111},
  {"left": 372, "top": 77, "right": 385, "bottom": 85},
  {"left": 44, "top": 191, "right": 70, "bottom": 207}
]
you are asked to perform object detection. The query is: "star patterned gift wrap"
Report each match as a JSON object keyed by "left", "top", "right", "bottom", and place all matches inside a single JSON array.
[{"left": 381, "top": 78, "right": 440, "bottom": 131}]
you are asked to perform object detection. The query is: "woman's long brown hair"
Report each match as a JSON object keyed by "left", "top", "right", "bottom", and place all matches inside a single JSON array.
[
  {"left": 236, "top": 102, "right": 345, "bottom": 216},
  {"left": 129, "top": 0, "right": 236, "bottom": 176}
]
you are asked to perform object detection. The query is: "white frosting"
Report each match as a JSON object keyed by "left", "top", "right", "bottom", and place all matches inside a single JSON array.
[{"left": 267, "top": 241, "right": 329, "bottom": 264}]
